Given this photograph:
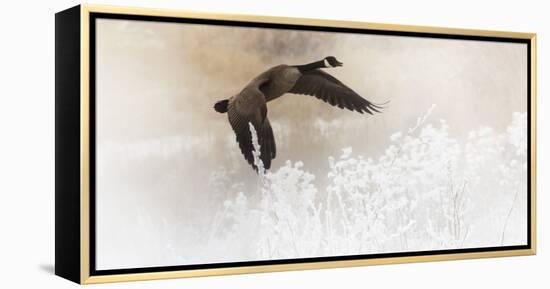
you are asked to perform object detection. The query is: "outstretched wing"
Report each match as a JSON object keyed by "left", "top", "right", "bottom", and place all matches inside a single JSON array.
[
  {"left": 227, "top": 87, "right": 276, "bottom": 170},
  {"left": 289, "top": 69, "right": 383, "bottom": 114}
]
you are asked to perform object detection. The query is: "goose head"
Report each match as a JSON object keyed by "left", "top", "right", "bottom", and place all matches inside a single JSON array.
[{"left": 323, "top": 56, "right": 343, "bottom": 68}]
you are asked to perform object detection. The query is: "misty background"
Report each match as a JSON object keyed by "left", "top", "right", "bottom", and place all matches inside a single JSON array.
[{"left": 95, "top": 19, "right": 527, "bottom": 270}]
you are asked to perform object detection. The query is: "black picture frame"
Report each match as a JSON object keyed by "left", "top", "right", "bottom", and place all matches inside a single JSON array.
[{"left": 55, "top": 4, "right": 537, "bottom": 284}]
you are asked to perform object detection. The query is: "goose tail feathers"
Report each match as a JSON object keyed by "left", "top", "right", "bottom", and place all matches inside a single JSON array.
[{"left": 214, "top": 99, "right": 229, "bottom": 113}]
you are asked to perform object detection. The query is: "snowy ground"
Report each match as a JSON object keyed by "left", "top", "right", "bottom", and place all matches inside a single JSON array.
[{"left": 96, "top": 108, "right": 528, "bottom": 268}]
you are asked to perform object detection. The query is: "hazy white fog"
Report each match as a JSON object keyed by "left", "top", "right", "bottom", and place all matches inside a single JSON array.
[{"left": 95, "top": 19, "right": 527, "bottom": 269}]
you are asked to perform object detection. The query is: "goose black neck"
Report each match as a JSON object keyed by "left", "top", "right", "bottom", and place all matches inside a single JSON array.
[{"left": 294, "top": 60, "right": 325, "bottom": 73}]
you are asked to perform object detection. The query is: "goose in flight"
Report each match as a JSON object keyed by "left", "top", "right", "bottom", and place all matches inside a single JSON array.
[{"left": 214, "top": 56, "right": 383, "bottom": 171}]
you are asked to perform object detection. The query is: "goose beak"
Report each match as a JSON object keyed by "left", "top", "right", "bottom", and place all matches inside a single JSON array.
[{"left": 334, "top": 60, "right": 343, "bottom": 67}]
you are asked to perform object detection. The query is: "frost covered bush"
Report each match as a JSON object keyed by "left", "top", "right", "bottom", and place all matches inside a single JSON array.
[{"left": 208, "top": 109, "right": 528, "bottom": 260}]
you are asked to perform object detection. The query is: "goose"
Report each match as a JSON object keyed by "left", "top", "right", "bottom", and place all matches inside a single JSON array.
[{"left": 214, "top": 56, "right": 383, "bottom": 171}]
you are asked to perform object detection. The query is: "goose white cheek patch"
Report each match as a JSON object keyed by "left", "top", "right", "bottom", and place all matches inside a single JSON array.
[{"left": 324, "top": 59, "right": 330, "bottom": 67}]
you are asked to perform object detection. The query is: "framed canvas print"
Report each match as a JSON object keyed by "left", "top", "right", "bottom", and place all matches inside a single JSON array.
[{"left": 55, "top": 4, "right": 536, "bottom": 284}]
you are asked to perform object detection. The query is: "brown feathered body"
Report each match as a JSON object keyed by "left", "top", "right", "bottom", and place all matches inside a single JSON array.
[{"left": 217, "top": 57, "right": 383, "bottom": 171}]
